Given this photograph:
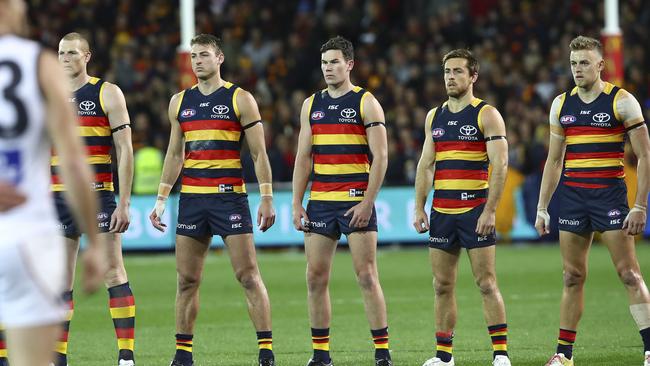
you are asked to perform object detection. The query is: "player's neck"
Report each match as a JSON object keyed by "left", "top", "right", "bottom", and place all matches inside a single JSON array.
[
  {"left": 446, "top": 90, "right": 474, "bottom": 113},
  {"left": 577, "top": 78, "right": 605, "bottom": 103},
  {"left": 196, "top": 74, "right": 225, "bottom": 95},
  {"left": 68, "top": 73, "right": 90, "bottom": 92},
  {"left": 327, "top": 80, "right": 354, "bottom": 98}
]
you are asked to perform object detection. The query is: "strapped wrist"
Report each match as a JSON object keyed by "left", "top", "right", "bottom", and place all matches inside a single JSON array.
[{"left": 157, "top": 183, "right": 172, "bottom": 199}]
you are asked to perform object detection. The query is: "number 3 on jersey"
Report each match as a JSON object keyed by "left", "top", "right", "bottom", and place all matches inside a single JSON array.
[{"left": 0, "top": 60, "right": 29, "bottom": 184}]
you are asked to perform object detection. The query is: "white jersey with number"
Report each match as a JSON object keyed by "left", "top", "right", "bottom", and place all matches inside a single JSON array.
[{"left": 0, "top": 35, "right": 59, "bottom": 242}]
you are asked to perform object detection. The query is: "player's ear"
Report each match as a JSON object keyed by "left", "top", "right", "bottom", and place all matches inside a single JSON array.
[
  {"left": 347, "top": 59, "right": 354, "bottom": 72},
  {"left": 217, "top": 51, "right": 224, "bottom": 64},
  {"left": 84, "top": 51, "right": 91, "bottom": 63}
]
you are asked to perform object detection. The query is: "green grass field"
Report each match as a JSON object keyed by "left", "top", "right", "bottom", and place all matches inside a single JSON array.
[{"left": 64, "top": 242, "right": 650, "bottom": 366}]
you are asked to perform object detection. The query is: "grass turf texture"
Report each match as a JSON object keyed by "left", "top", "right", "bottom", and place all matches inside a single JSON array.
[{"left": 65, "top": 242, "right": 650, "bottom": 366}]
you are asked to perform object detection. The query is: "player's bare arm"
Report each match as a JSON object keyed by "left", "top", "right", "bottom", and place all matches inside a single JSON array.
[
  {"left": 535, "top": 94, "right": 568, "bottom": 236},
  {"left": 413, "top": 108, "right": 437, "bottom": 234},
  {"left": 292, "top": 96, "right": 314, "bottom": 232},
  {"left": 238, "top": 88, "right": 276, "bottom": 232},
  {"left": 149, "top": 92, "right": 186, "bottom": 232},
  {"left": 476, "top": 105, "right": 508, "bottom": 236},
  {"left": 617, "top": 90, "right": 650, "bottom": 236},
  {"left": 40, "top": 51, "right": 103, "bottom": 293},
  {"left": 344, "top": 92, "right": 387, "bottom": 228},
  {"left": 101, "top": 82, "right": 133, "bottom": 233}
]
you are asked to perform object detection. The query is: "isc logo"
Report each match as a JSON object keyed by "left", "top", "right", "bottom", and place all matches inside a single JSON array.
[
  {"left": 328, "top": 105, "right": 339, "bottom": 110},
  {"left": 200, "top": 102, "right": 210, "bottom": 107},
  {"left": 448, "top": 120, "right": 458, "bottom": 125}
]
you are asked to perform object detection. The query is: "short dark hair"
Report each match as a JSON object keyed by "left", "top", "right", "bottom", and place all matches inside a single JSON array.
[
  {"left": 190, "top": 33, "right": 222, "bottom": 54},
  {"left": 442, "top": 49, "right": 479, "bottom": 76},
  {"left": 569, "top": 35, "right": 603, "bottom": 56},
  {"left": 320, "top": 36, "right": 354, "bottom": 61}
]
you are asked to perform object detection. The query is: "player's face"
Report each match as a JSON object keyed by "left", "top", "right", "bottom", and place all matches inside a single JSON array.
[
  {"left": 321, "top": 50, "right": 353, "bottom": 86},
  {"left": 570, "top": 49, "right": 604, "bottom": 89},
  {"left": 444, "top": 58, "right": 476, "bottom": 98},
  {"left": 58, "top": 39, "right": 90, "bottom": 78},
  {"left": 190, "top": 44, "right": 224, "bottom": 80}
]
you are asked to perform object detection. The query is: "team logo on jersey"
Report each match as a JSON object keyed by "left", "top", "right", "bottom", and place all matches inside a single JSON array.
[
  {"left": 593, "top": 112, "right": 611, "bottom": 123},
  {"left": 341, "top": 108, "right": 357, "bottom": 118},
  {"left": 311, "top": 111, "right": 325, "bottom": 120},
  {"left": 213, "top": 105, "right": 230, "bottom": 115},
  {"left": 229, "top": 214, "right": 242, "bottom": 222},
  {"left": 560, "top": 115, "right": 576, "bottom": 124},
  {"left": 607, "top": 209, "right": 621, "bottom": 217},
  {"left": 79, "top": 100, "right": 96, "bottom": 111},
  {"left": 432, "top": 128, "right": 445, "bottom": 138},
  {"left": 181, "top": 108, "right": 196, "bottom": 118},
  {"left": 460, "top": 125, "right": 478, "bottom": 136}
]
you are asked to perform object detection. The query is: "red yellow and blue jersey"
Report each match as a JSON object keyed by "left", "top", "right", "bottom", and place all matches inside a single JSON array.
[
  {"left": 557, "top": 82, "right": 625, "bottom": 189},
  {"left": 177, "top": 81, "right": 246, "bottom": 195},
  {"left": 308, "top": 86, "right": 371, "bottom": 202},
  {"left": 430, "top": 98, "right": 490, "bottom": 214},
  {"left": 51, "top": 77, "right": 113, "bottom": 192}
]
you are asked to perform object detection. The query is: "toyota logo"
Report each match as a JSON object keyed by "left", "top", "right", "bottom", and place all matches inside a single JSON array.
[
  {"left": 592, "top": 112, "right": 610, "bottom": 123},
  {"left": 460, "top": 125, "right": 477, "bottom": 136},
  {"left": 213, "top": 105, "right": 230, "bottom": 114},
  {"left": 341, "top": 108, "right": 357, "bottom": 118},
  {"left": 79, "top": 100, "right": 96, "bottom": 111}
]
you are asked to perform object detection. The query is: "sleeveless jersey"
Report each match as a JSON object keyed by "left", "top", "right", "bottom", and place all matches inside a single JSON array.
[
  {"left": 557, "top": 82, "right": 625, "bottom": 189},
  {"left": 0, "top": 35, "right": 58, "bottom": 240},
  {"left": 308, "top": 86, "right": 371, "bottom": 202},
  {"left": 177, "top": 82, "right": 246, "bottom": 194},
  {"left": 430, "top": 98, "right": 490, "bottom": 214},
  {"left": 51, "top": 77, "right": 113, "bottom": 192}
]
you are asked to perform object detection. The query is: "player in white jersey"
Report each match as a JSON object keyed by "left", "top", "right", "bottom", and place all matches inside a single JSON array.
[{"left": 0, "top": 1, "right": 104, "bottom": 366}]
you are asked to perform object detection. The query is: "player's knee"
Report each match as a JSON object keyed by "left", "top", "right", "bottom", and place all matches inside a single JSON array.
[
  {"left": 178, "top": 272, "right": 202, "bottom": 293},
  {"left": 618, "top": 268, "right": 643, "bottom": 288},
  {"left": 563, "top": 269, "right": 586, "bottom": 288},
  {"left": 104, "top": 266, "right": 127, "bottom": 287},
  {"left": 355, "top": 270, "right": 378, "bottom": 291},
  {"left": 306, "top": 267, "right": 329, "bottom": 292},
  {"left": 433, "top": 278, "right": 454, "bottom": 296},
  {"left": 235, "top": 267, "right": 261, "bottom": 290},
  {"left": 475, "top": 277, "right": 498, "bottom": 296}
]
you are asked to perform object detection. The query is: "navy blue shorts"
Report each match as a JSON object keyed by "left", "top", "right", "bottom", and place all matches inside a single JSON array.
[
  {"left": 428, "top": 204, "right": 496, "bottom": 250},
  {"left": 557, "top": 180, "right": 629, "bottom": 233},
  {"left": 176, "top": 194, "right": 253, "bottom": 238},
  {"left": 305, "top": 200, "right": 377, "bottom": 240},
  {"left": 54, "top": 190, "right": 116, "bottom": 237}
]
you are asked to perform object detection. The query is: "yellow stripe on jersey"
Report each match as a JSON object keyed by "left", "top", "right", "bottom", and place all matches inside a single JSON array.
[
  {"left": 51, "top": 181, "right": 114, "bottom": 192},
  {"left": 310, "top": 191, "right": 364, "bottom": 201},
  {"left": 564, "top": 158, "right": 623, "bottom": 168},
  {"left": 175, "top": 90, "right": 186, "bottom": 120},
  {"left": 471, "top": 98, "right": 483, "bottom": 107},
  {"left": 51, "top": 154, "right": 111, "bottom": 166},
  {"left": 360, "top": 91, "right": 370, "bottom": 121},
  {"left": 434, "top": 179, "right": 488, "bottom": 190},
  {"left": 566, "top": 134, "right": 624, "bottom": 144},
  {"left": 312, "top": 134, "right": 368, "bottom": 145},
  {"left": 477, "top": 104, "right": 489, "bottom": 133},
  {"left": 109, "top": 305, "right": 136, "bottom": 319},
  {"left": 88, "top": 77, "right": 100, "bottom": 85},
  {"left": 435, "top": 150, "right": 487, "bottom": 161},
  {"left": 99, "top": 82, "right": 107, "bottom": 114},
  {"left": 426, "top": 108, "right": 437, "bottom": 130},
  {"left": 603, "top": 82, "right": 615, "bottom": 94},
  {"left": 232, "top": 87, "right": 241, "bottom": 120},
  {"left": 313, "top": 163, "right": 370, "bottom": 175},
  {"left": 183, "top": 158, "right": 242, "bottom": 169},
  {"left": 78, "top": 126, "right": 111, "bottom": 137},
  {"left": 556, "top": 93, "right": 567, "bottom": 121},
  {"left": 307, "top": 94, "right": 315, "bottom": 115},
  {"left": 181, "top": 184, "right": 247, "bottom": 194},
  {"left": 434, "top": 206, "right": 474, "bottom": 214},
  {"left": 184, "top": 129, "right": 241, "bottom": 142},
  {"left": 613, "top": 88, "right": 623, "bottom": 121}
]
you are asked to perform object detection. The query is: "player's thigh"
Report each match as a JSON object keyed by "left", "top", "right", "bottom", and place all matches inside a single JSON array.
[
  {"left": 466, "top": 245, "right": 497, "bottom": 280},
  {"left": 223, "top": 233, "right": 259, "bottom": 274},
  {"left": 347, "top": 231, "right": 378, "bottom": 272},
  {"left": 559, "top": 230, "right": 592, "bottom": 273},
  {"left": 175, "top": 234, "right": 211, "bottom": 281},
  {"left": 429, "top": 246, "right": 461, "bottom": 285},
  {"left": 305, "top": 232, "right": 338, "bottom": 275},
  {"left": 601, "top": 230, "right": 642, "bottom": 274}
]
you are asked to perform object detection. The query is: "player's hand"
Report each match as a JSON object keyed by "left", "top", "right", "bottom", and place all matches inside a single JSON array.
[
  {"left": 476, "top": 208, "right": 496, "bottom": 236},
  {"left": 535, "top": 207, "right": 551, "bottom": 236},
  {"left": 344, "top": 200, "right": 373, "bottom": 228},
  {"left": 623, "top": 206, "right": 647, "bottom": 236},
  {"left": 80, "top": 239, "right": 106, "bottom": 294},
  {"left": 257, "top": 196, "right": 276, "bottom": 232},
  {"left": 292, "top": 203, "right": 310, "bottom": 232},
  {"left": 109, "top": 203, "right": 130, "bottom": 233},
  {"left": 149, "top": 198, "right": 167, "bottom": 232},
  {"left": 413, "top": 208, "right": 429, "bottom": 233},
  {"left": 0, "top": 182, "right": 26, "bottom": 212}
]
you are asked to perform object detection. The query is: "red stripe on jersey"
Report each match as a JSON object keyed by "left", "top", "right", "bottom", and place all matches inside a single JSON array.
[
  {"left": 115, "top": 328, "right": 135, "bottom": 339},
  {"left": 86, "top": 145, "right": 112, "bottom": 155},
  {"left": 180, "top": 119, "right": 241, "bottom": 132},
  {"left": 312, "top": 123, "right": 365, "bottom": 135},
  {"left": 565, "top": 151, "right": 624, "bottom": 160},
  {"left": 563, "top": 181, "right": 609, "bottom": 189},
  {"left": 564, "top": 169, "right": 624, "bottom": 178},
  {"left": 94, "top": 172, "right": 113, "bottom": 182},
  {"left": 181, "top": 176, "right": 244, "bottom": 187},
  {"left": 434, "top": 169, "right": 488, "bottom": 180},
  {"left": 564, "top": 125, "right": 625, "bottom": 136},
  {"left": 433, "top": 198, "right": 486, "bottom": 208},
  {"left": 78, "top": 116, "right": 110, "bottom": 127},
  {"left": 434, "top": 141, "right": 486, "bottom": 152},
  {"left": 313, "top": 153, "right": 369, "bottom": 164},
  {"left": 58, "top": 331, "right": 69, "bottom": 342},
  {"left": 311, "top": 181, "right": 368, "bottom": 192},
  {"left": 185, "top": 149, "right": 241, "bottom": 160},
  {"left": 109, "top": 295, "right": 135, "bottom": 308}
]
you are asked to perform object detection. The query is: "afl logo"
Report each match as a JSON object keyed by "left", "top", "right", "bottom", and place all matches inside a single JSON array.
[
  {"left": 432, "top": 128, "right": 445, "bottom": 138},
  {"left": 460, "top": 125, "right": 478, "bottom": 136},
  {"left": 229, "top": 214, "right": 242, "bottom": 222},
  {"left": 593, "top": 112, "right": 610, "bottom": 123},
  {"left": 341, "top": 108, "right": 357, "bottom": 118},
  {"left": 79, "top": 100, "right": 96, "bottom": 111},
  {"left": 560, "top": 115, "right": 576, "bottom": 124},
  {"left": 607, "top": 209, "right": 621, "bottom": 217},
  {"left": 311, "top": 111, "right": 325, "bottom": 120},
  {"left": 213, "top": 105, "right": 230, "bottom": 114},
  {"left": 180, "top": 109, "right": 196, "bottom": 118}
]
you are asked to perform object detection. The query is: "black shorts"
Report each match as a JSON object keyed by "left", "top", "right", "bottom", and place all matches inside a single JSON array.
[
  {"left": 176, "top": 194, "right": 253, "bottom": 238},
  {"left": 305, "top": 200, "right": 377, "bottom": 240},
  {"left": 428, "top": 204, "right": 496, "bottom": 250},
  {"left": 557, "top": 180, "right": 629, "bottom": 233},
  {"left": 54, "top": 190, "right": 116, "bottom": 237}
]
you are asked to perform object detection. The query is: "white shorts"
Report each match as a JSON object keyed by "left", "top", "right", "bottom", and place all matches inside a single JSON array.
[{"left": 0, "top": 229, "right": 65, "bottom": 328}]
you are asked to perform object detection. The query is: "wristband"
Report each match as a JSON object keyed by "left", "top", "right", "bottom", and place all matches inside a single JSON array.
[
  {"left": 158, "top": 183, "right": 172, "bottom": 200},
  {"left": 259, "top": 183, "right": 273, "bottom": 197}
]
